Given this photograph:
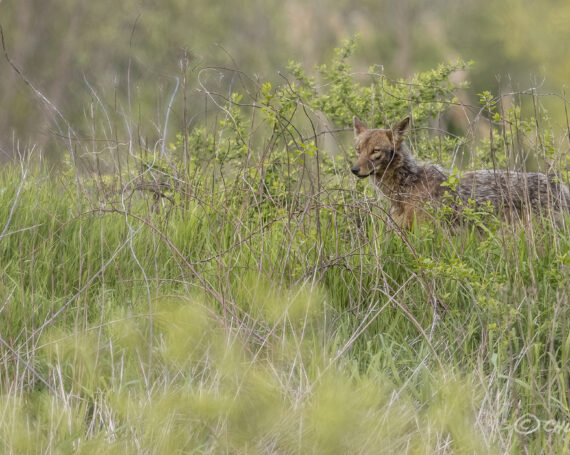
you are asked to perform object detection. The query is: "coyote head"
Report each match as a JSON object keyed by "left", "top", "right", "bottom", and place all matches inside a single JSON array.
[{"left": 351, "top": 116, "right": 410, "bottom": 179}]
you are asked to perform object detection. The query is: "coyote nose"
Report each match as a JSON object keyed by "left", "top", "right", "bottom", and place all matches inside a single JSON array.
[{"left": 351, "top": 166, "right": 360, "bottom": 175}]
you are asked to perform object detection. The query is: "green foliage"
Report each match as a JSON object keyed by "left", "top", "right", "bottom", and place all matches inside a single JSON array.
[
  {"left": 1, "top": 44, "right": 570, "bottom": 453},
  {"left": 288, "top": 37, "right": 470, "bottom": 129},
  {"left": 3, "top": 0, "right": 570, "bottom": 161}
]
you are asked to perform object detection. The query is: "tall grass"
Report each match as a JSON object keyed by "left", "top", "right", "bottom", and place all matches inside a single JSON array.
[{"left": 0, "top": 44, "right": 569, "bottom": 453}]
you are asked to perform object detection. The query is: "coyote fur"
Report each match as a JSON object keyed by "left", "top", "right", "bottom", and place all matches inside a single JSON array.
[{"left": 351, "top": 116, "right": 570, "bottom": 229}]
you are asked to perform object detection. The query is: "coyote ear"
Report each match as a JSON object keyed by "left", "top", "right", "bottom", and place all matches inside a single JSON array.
[
  {"left": 394, "top": 116, "right": 410, "bottom": 135},
  {"left": 392, "top": 116, "right": 410, "bottom": 144},
  {"left": 353, "top": 116, "right": 368, "bottom": 136}
]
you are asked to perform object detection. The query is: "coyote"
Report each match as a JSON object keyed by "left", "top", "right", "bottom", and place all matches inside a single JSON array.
[{"left": 351, "top": 116, "right": 570, "bottom": 229}]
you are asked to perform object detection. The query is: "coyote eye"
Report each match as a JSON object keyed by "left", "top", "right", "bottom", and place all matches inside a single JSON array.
[{"left": 370, "top": 149, "right": 382, "bottom": 160}]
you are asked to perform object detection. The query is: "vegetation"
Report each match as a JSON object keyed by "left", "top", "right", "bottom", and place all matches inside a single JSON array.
[
  {"left": 3, "top": 0, "right": 570, "bottom": 159},
  {"left": 1, "top": 39, "right": 569, "bottom": 454}
]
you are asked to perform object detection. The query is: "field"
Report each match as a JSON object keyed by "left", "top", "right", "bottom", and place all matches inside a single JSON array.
[{"left": 1, "top": 43, "right": 569, "bottom": 454}]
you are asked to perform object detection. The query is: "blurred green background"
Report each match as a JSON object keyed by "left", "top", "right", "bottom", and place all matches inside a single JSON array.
[{"left": 1, "top": 0, "right": 569, "bottom": 160}]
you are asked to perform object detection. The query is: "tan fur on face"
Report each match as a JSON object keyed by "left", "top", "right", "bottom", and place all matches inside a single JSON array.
[{"left": 352, "top": 116, "right": 570, "bottom": 229}]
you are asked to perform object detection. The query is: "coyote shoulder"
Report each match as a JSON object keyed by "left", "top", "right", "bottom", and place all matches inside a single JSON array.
[{"left": 351, "top": 116, "right": 570, "bottom": 229}]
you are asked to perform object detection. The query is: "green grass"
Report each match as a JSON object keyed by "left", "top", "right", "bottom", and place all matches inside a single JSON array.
[
  {"left": 1, "top": 44, "right": 569, "bottom": 453},
  {"left": 0, "top": 155, "right": 569, "bottom": 454}
]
